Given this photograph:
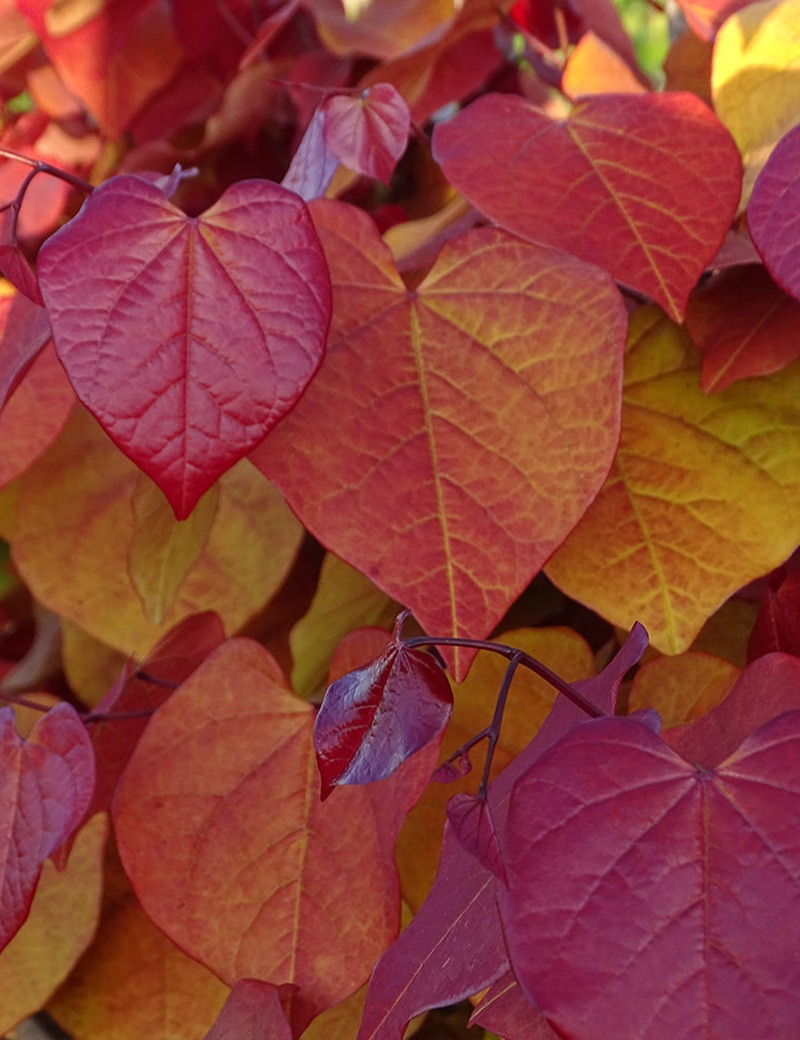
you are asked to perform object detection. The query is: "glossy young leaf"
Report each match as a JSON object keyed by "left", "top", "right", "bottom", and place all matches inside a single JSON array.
[
  {"left": 253, "top": 201, "right": 626, "bottom": 679},
  {"left": 433, "top": 91, "right": 741, "bottom": 320},
  {"left": 500, "top": 711, "right": 800, "bottom": 1040},
  {"left": 314, "top": 612, "right": 452, "bottom": 798},
  {"left": 37, "top": 174, "right": 332, "bottom": 518},
  {"left": 0, "top": 702, "right": 94, "bottom": 953}
]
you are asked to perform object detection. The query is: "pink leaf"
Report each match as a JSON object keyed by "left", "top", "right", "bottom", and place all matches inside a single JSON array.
[
  {"left": 314, "top": 612, "right": 453, "bottom": 799},
  {"left": 470, "top": 970, "right": 559, "bottom": 1040},
  {"left": 0, "top": 207, "right": 43, "bottom": 304},
  {"left": 203, "top": 980, "right": 294, "bottom": 1040},
  {"left": 0, "top": 702, "right": 95, "bottom": 953},
  {"left": 37, "top": 174, "right": 332, "bottom": 518},
  {"left": 323, "top": 84, "right": 410, "bottom": 183},
  {"left": 500, "top": 712, "right": 800, "bottom": 1039},
  {"left": 749, "top": 123, "right": 800, "bottom": 304}
]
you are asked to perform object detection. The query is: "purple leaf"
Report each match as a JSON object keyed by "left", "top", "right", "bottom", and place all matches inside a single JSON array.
[{"left": 313, "top": 612, "right": 453, "bottom": 799}]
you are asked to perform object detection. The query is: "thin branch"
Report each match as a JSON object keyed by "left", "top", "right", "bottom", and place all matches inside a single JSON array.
[
  {"left": 0, "top": 148, "right": 93, "bottom": 194},
  {"left": 404, "top": 634, "right": 606, "bottom": 719}
]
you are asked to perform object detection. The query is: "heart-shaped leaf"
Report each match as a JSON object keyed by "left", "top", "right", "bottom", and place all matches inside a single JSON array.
[
  {"left": 314, "top": 611, "right": 452, "bottom": 798},
  {"left": 433, "top": 91, "right": 741, "bottom": 320},
  {"left": 252, "top": 200, "right": 626, "bottom": 679},
  {"left": 500, "top": 712, "right": 800, "bottom": 1040},
  {"left": 37, "top": 174, "right": 332, "bottom": 518}
]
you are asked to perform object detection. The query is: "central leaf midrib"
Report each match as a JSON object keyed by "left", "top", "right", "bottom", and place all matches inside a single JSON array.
[{"left": 408, "top": 301, "right": 458, "bottom": 636}]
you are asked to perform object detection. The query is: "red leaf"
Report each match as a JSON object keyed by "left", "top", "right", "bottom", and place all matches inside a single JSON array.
[
  {"left": 203, "top": 980, "right": 294, "bottom": 1040},
  {"left": 433, "top": 91, "right": 741, "bottom": 320},
  {"left": 685, "top": 264, "right": 800, "bottom": 391},
  {"left": 499, "top": 711, "right": 800, "bottom": 1039},
  {"left": 748, "top": 571, "right": 800, "bottom": 660},
  {"left": 356, "top": 625, "right": 647, "bottom": 1039},
  {"left": 749, "top": 124, "right": 800, "bottom": 304},
  {"left": 323, "top": 84, "right": 410, "bottom": 183},
  {"left": 314, "top": 612, "right": 452, "bottom": 798},
  {"left": 37, "top": 174, "right": 332, "bottom": 518},
  {"left": 0, "top": 702, "right": 94, "bottom": 953}
]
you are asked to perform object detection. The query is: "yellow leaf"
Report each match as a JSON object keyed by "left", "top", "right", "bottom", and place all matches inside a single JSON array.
[
  {"left": 290, "top": 552, "right": 398, "bottom": 699},
  {"left": 128, "top": 475, "right": 219, "bottom": 625},
  {"left": 546, "top": 306, "right": 800, "bottom": 654},
  {"left": 11, "top": 407, "right": 302, "bottom": 658},
  {"left": 48, "top": 889, "right": 228, "bottom": 1040},
  {"left": 0, "top": 814, "right": 107, "bottom": 1034},
  {"left": 712, "top": 0, "right": 800, "bottom": 199},
  {"left": 628, "top": 651, "right": 740, "bottom": 727}
]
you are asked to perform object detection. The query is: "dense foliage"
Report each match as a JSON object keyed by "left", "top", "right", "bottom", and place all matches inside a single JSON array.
[{"left": 0, "top": 0, "right": 799, "bottom": 1038}]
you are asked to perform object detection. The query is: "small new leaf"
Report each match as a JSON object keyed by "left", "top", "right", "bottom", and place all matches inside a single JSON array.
[{"left": 314, "top": 611, "right": 453, "bottom": 799}]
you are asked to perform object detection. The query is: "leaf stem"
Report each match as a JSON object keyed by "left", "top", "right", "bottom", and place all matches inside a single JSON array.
[
  {"left": 0, "top": 690, "right": 51, "bottom": 712},
  {"left": 0, "top": 148, "right": 94, "bottom": 194},
  {"left": 403, "top": 634, "right": 605, "bottom": 719},
  {"left": 478, "top": 650, "right": 524, "bottom": 799}
]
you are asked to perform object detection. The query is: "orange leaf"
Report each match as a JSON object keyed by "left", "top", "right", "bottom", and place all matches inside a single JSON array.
[
  {"left": 252, "top": 201, "right": 626, "bottom": 679},
  {"left": 11, "top": 407, "right": 302, "bottom": 657},
  {"left": 628, "top": 651, "right": 740, "bottom": 728},
  {"left": 0, "top": 813, "right": 106, "bottom": 1035},
  {"left": 546, "top": 306, "right": 800, "bottom": 653},
  {"left": 308, "top": 0, "right": 460, "bottom": 60},
  {"left": 113, "top": 638, "right": 430, "bottom": 1031},
  {"left": 48, "top": 887, "right": 229, "bottom": 1039},
  {"left": 433, "top": 91, "right": 741, "bottom": 320},
  {"left": 562, "top": 31, "right": 648, "bottom": 98},
  {"left": 0, "top": 341, "right": 74, "bottom": 489},
  {"left": 18, "top": 0, "right": 182, "bottom": 138}
]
